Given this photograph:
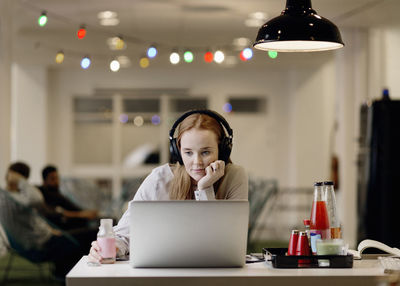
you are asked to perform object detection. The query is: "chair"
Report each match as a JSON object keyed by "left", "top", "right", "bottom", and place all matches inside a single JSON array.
[
  {"left": 248, "top": 178, "right": 278, "bottom": 242},
  {"left": 0, "top": 189, "right": 53, "bottom": 283}
]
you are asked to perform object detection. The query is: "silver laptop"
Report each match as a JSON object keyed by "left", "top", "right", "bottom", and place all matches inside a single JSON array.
[{"left": 129, "top": 200, "right": 249, "bottom": 268}]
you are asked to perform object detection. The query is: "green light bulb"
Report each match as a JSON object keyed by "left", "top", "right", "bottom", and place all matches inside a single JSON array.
[
  {"left": 184, "top": 51, "right": 194, "bottom": 63},
  {"left": 38, "top": 13, "right": 48, "bottom": 27},
  {"left": 268, "top": 51, "right": 278, "bottom": 59}
]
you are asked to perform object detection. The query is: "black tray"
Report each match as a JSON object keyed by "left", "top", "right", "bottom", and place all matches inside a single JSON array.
[{"left": 263, "top": 248, "right": 353, "bottom": 268}]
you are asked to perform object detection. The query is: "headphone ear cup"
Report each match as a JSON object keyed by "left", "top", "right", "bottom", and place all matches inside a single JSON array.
[
  {"left": 219, "top": 137, "right": 232, "bottom": 163},
  {"left": 169, "top": 138, "right": 183, "bottom": 165}
]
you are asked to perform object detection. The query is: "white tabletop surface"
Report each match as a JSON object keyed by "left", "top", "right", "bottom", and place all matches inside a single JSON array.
[{"left": 66, "top": 256, "right": 389, "bottom": 286}]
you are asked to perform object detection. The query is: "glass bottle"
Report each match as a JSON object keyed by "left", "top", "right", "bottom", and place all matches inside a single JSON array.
[
  {"left": 309, "top": 182, "right": 330, "bottom": 240},
  {"left": 324, "top": 181, "right": 341, "bottom": 239},
  {"left": 97, "top": 218, "right": 116, "bottom": 264}
]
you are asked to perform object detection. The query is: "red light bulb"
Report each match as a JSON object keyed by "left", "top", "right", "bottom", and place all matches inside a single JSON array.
[
  {"left": 77, "top": 28, "right": 86, "bottom": 39},
  {"left": 204, "top": 52, "right": 213, "bottom": 63},
  {"left": 239, "top": 51, "right": 247, "bottom": 62}
]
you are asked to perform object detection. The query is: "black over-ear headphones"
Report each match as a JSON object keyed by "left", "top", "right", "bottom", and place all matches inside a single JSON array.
[{"left": 169, "top": 109, "right": 233, "bottom": 165}]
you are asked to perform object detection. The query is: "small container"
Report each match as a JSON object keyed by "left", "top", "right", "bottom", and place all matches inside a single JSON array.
[
  {"left": 316, "top": 239, "right": 345, "bottom": 267},
  {"left": 310, "top": 232, "right": 321, "bottom": 255},
  {"left": 296, "top": 231, "right": 311, "bottom": 266},
  {"left": 288, "top": 230, "right": 299, "bottom": 256},
  {"left": 97, "top": 218, "right": 116, "bottom": 264}
]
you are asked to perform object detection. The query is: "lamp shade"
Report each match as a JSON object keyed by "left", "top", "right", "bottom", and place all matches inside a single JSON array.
[{"left": 254, "top": 0, "right": 344, "bottom": 52}]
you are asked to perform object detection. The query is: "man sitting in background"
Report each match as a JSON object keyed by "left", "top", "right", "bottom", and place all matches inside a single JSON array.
[
  {"left": 5, "top": 162, "right": 97, "bottom": 248},
  {"left": 38, "top": 165, "right": 98, "bottom": 230},
  {"left": 3, "top": 161, "right": 88, "bottom": 279}
]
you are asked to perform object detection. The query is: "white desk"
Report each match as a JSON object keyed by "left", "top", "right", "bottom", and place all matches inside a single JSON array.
[{"left": 66, "top": 256, "right": 390, "bottom": 286}]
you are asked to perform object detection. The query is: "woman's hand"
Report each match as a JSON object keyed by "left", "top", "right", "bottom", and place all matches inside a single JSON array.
[
  {"left": 197, "top": 160, "right": 225, "bottom": 190},
  {"left": 88, "top": 241, "right": 102, "bottom": 264}
]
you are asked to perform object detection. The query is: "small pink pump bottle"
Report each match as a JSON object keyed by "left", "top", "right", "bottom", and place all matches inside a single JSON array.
[{"left": 97, "top": 218, "right": 116, "bottom": 264}]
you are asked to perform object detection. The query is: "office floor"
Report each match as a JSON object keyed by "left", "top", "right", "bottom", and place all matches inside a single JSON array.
[{"left": 0, "top": 253, "right": 62, "bottom": 286}]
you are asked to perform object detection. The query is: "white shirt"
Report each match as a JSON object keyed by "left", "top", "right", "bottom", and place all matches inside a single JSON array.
[{"left": 113, "top": 163, "right": 248, "bottom": 256}]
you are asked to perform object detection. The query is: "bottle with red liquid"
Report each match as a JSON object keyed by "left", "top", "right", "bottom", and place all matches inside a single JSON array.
[{"left": 310, "top": 182, "right": 330, "bottom": 240}]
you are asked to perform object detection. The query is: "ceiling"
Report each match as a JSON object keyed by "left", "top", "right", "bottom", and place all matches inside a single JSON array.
[{"left": 9, "top": 0, "right": 400, "bottom": 68}]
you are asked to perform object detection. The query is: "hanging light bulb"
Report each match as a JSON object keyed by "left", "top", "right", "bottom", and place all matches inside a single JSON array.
[
  {"left": 183, "top": 51, "right": 194, "bottom": 63},
  {"left": 170, "top": 52, "right": 180, "bottom": 65},
  {"left": 240, "top": 48, "right": 253, "bottom": 61},
  {"left": 214, "top": 50, "right": 225, "bottom": 64},
  {"left": 80, "top": 56, "right": 91, "bottom": 69},
  {"left": 55, "top": 51, "right": 64, "bottom": 64},
  {"left": 38, "top": 12, "right": 48, "bottom": 27},
  {"left": 204, "top": 51, "right": 213, "bottom": 63},
  {"left": 139, "top": 56, "right": 150, "bottom": 68},
  {"left": 268, "top": 51, "right": 278, "bottom": 59},
  {"left": 147, "top": 46, "right": 158, "bottom": 59},
  {"left": 77, "top": 26, "right": 87, "bottom": 39},
  {"left": 110, "top": 59, "right": 120, "bottom": 72},
  {"left": 115, "top": 36, "right": 125, "bottom": 50}
]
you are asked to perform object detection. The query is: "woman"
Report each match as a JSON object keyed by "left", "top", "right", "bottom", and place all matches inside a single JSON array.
[{"left": 88, "top": 109, "right": 248, "bottom": 263}]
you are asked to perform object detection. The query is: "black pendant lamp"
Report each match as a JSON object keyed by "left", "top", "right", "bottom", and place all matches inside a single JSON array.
[{"left": 253, "top": 0, "right": 344, "bottom": 52}]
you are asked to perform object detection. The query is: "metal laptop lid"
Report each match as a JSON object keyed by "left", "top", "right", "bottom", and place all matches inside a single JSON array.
[{"left": 129, "top": 200, "right": 249, "bottom": 268}]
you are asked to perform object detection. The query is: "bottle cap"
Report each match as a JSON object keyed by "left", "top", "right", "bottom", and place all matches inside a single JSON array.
[
  {"left": 314, "top": 182, "right": 323, "bottom": 186},
  {"left": 303, "top": 219, "right": 310, "bottom": 226},
  {"left": 323, "top": 181, "right": 334, "bottom": 186}
]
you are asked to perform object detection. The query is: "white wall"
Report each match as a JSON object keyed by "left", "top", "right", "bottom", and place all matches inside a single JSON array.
[
  {"left": 46, "top": 62, "right": 336, "bottom": 188},
  {"left": 0, "top": 0, "right": 13, "bottom": 188},
  {"left": 10, "top": 64, "right": 48, "bottom": 184}
]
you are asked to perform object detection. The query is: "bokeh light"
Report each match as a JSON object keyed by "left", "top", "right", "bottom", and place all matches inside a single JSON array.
[
  {"left": 151, "top": 115, "right": 161, "bottom": 125},
  {"left": 139, "top": 57, "right": 150, "bottom": 68},
  {"left": 55, "top": 51, "right": 64, "bottom": 64},
  {"left": 170, "top": 52, "right": 180, "bottom": 65},
  {"left": 268, "top": 51, "right": 278, "bottom": 59},
  {"left": 80, "top": 57, "right": 91, "bottom": 69},
  {"left": 110, "top": 60, "right": 120, "bottom": 72},
  {"left": 223, "top": 103, "right": 233, "bottom": 113},
  {"left": 134, "top": 116, "right": 144, "bottom": 127},
  {"left": 184, "top": 51, "right": 194, "bottom": 63},
  {"left": 214, "top": 50, "right": 225, "bottom": 64},
  {"left": 204, "top": 52, "right": 213, "bottom": 63},
  {"left": 147, "top": 46, "right": 157, "bottom": 59},
  {"left": 119, "top": 114, "right": 129, "bottom": 124}
]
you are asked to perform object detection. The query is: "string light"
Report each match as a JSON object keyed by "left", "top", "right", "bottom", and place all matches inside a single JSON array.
[
  {"left": 147, "top": 46, "right": 157, "bottom": 59},
  {"left": 214, "top": 50, "right": 225, "bottom": 64},
  {"left": 139, "top": 56, "right": 150, "bottom": 68},
  {"left": 204, "top": 51, "right": 213, "bottom": 63},
  {"left": 31, "top": 7, "right": 262, "bottom": 69},
  {"left": 240, "top": 48, "right": 253, "bottom": 61},
  {"left": 110, "top": 59, "right": 120, "bottom": 72},
  {"left": 55, "top": 51, "right": 64, "bottom": 64},
  {"left": 80, "top": 56, "right": 91, "bottom": 69},
  {"left": 183, "top": 51, "right": 194, "bottom": 63},
  {"left": 77, "top": 26, "right": 87, "bottom": 39},
  {"left": 170, "top": 52, "right": 180, "bottom": 65},
  {"left": 115, "top": 36, "right": 125, "bottom": 50},
  {"left": 38, "top": 12, "right": 48, "bottom": 27},
  {"left": 268, "top": 51, "right": 278, "bottom": 59}
]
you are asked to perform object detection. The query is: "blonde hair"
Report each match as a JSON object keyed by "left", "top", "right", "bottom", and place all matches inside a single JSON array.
[{"left": 169, "top": 113, "right": 229, "bottom": 200}]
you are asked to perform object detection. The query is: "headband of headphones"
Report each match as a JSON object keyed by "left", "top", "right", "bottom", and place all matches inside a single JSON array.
[
  {"left": 169, "top": 109, "right": 233, "bottom": 141},
  {"left": 169, "top": 109, "right": 233, "bottom": 164}
]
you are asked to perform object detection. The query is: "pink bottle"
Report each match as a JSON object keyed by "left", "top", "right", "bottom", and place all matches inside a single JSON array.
[{"left": 97, "top": 219, "right": 116, "bottom": 264}]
